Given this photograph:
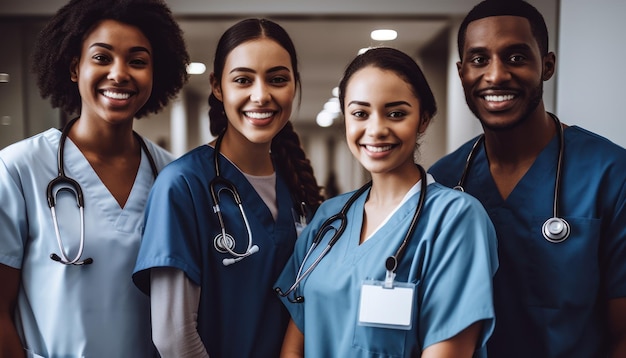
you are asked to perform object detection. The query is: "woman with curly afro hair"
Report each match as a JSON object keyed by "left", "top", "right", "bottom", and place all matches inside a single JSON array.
[{"left": 0, "top": 0, "right": 189, "bottom": 357}]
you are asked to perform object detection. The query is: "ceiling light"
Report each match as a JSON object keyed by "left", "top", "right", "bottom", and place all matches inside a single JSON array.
[
  {"left": 370, "top": 29, "right": 397, "bottom": 41},
  {"left": 316, "top": 110, "right": 336, "bottom": 127},
  {"left": 323, "top": 97, "right": 341, "bottom": 113},
  {"left": 186, "top": 62, "right": 206, "bottom": 75}
]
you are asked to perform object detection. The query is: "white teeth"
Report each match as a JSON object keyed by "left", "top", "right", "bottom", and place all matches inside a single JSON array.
[
  {"left": 103, "top": 91, "right": 131, "bottom": 100},
  {"left": 365, "top": 145, "right": 392, "bottom": 153},
  {"left": 484, "top": 94, "right": 515, "bottom": 102},
  {"left": 245, "top": 112, "right": 273, "bottom": 119}
]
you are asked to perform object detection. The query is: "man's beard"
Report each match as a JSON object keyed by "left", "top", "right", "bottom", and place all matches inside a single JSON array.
[{"left": 466, "top": 82, "right": 543, "bottom": 132}]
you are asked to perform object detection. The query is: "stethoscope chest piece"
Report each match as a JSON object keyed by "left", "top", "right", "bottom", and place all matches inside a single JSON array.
[
  {"left": 542, "top": 217, "right": 570, "bottom": 243},
  {"left": 214, "top": 232, "right": 237, "bottom": 253}
]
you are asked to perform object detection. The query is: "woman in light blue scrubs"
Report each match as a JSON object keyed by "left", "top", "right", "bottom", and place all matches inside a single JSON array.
[
  {"left": 0, "top": 0, "right": 189, "bottom": 357},
  {"left": 275, "top": 47, "right": 499, "bottom": 358},
  {"left": 133, "top": 18, "right": 323, "bottom": 358}
]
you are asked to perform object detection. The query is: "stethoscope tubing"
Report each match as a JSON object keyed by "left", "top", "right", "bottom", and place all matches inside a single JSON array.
[
  {"left": 210, "top": 131, "right": 258, "bottom": 265},
  {"left": 454, "top": 113, "right": 570, "bottom": 243},
  {"left": 275, "top": 165, "right": 428, "bottom": 303},
  {"left": 47, "top": 117, "right": 158, "bottom": 265}
]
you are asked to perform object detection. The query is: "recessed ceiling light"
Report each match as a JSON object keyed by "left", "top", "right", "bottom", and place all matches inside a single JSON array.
[
  {"left": 186, "top": 62, "right": 206, "bottom": 75},
  {"left": 370, "top": 29, "right": 397, "bottom": 41}
]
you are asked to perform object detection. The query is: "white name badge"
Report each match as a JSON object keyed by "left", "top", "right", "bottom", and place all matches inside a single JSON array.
[{"left": 358, "top": 280, "right": 416, "bottom": 330}]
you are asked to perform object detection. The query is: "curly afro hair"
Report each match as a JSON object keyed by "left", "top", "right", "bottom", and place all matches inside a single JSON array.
[{"left": 32, "top": 0, "right": 190, "bottom": 118}]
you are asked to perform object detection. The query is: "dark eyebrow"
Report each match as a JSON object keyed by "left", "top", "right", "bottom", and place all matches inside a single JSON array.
[
  {"left": 466, "top": 43, "right": 533, "bottom": 56},
  {"left": 347, "top": 100, "right": 370, "bottom": 107},
  {"left": 505, "top": 43, "right": 534, "bottom": 53},
  {"left": 89, "top": 43, "right": 113, "bottom": 50},
  {"left": 229, "top": 65, "right": 291, "bottom": 75},
  {"left": 347, "top": 101, "right": 411, "bottom": 108},
  {"left": 385, "top": 101, "right": 411, "bottom": 108},
  {"left": 89, "top": 43, "right": 151, "bottom": 55},
  {"left": 130, "top": 46, "right": 151, "bottom": 55},
  {"left": 465, "top": 46, "right": 488, "bottom": 57}
]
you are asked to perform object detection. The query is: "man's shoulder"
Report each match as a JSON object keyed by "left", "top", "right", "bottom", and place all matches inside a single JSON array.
[
  {"left": 566, "top": 126, "right": 626, "bottom": 163},
  {"left": 429, "top": 136, "right": 480, "bottom": 187}
]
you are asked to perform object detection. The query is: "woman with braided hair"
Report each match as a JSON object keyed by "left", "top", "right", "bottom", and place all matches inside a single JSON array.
[{"left": 133, "top": 18, "right": 323, "bottom": 358}]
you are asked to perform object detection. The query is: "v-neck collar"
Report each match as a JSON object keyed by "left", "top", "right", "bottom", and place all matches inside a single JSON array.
[
  {"left": 48, "top": 129, "right": 154, "bottom": 230},
  {"left": 474, "top": 132, "right": 561, "bottom": 207}
]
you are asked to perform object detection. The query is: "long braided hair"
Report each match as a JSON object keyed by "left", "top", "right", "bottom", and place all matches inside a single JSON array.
[{"left": 208, "top": 18, "right": 323, "bottom": 212}]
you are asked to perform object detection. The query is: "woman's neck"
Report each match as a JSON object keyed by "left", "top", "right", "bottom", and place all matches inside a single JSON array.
[
  {"left": 217, "top": 129, "right": 274, "bottom": 176},
  {"left": 368, "top": 163, "right": 422, "bottom": 208},
  {"left": 67, "top": 116, "right": 137, "bottom": 157}
]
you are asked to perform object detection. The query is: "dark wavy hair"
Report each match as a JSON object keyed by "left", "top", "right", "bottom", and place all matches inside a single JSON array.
[
  {"left": 457, "top": 0, "right": 549, "bottom": 60},
  {"left": 208, "top": 18, "right": 323, "bottom": 209},
  {"left": 32, "top": 0, "right": 190, "bottom": 118},
  {"left": 338, "top": 47, "right": 437, "bottom": 125}
]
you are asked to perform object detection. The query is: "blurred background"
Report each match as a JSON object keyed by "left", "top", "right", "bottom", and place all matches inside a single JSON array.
[{"left": 1, "top": 0, "right": 624, "bottom": 195}]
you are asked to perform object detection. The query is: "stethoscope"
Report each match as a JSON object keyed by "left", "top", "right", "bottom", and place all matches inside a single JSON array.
[
  {"left": 47, "top": 117, "right": 158, "bottom": 265},
  {"left": 210, "top": 131, "right": 308, "bottom": 267},
  {"left": 453, "top": 112, "right": 570, "bottom": 243},
  {"left": 209, "top": 132, "right": 259, "bottom": 266},
  {"left": 275, "top": 164, "right": 428, "bottom": 303}
]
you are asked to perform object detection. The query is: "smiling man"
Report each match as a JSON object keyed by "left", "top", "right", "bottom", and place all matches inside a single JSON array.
[{"left": 429, "top": 1, "right": 626, "bottom": 357}]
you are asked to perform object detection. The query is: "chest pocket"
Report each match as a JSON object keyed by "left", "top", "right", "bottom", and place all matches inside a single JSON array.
[
  {"left": 527, "top": 216, "right": 602, "bottom": 308},
  {"left": 351, "top": 281, "right": 420, "bottom": 358}
]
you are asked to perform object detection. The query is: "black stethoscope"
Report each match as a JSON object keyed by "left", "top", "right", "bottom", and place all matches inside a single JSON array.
[
  {"left": 453, "top": 112, "right": 570, "bottom": 243},
  {"left": 47, "top": 117, "right": 158, "bottom": 265},
  {"left": 210, "top": 132, "right": 257, "bottom": 266},
  {"left": 275, "top": 164, "right": 428, "bottom": 303}
]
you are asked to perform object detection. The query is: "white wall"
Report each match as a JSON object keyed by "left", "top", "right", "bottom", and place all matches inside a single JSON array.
[{"left": 556, "top": 0, "right": 626, "bottom": 148}]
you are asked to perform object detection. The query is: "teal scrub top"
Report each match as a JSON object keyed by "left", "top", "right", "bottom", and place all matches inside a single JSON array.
[{"left": 275, "top": 176, "right": 498, "bottom": 357}]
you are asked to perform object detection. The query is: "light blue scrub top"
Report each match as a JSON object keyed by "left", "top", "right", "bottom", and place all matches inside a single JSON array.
[
  {"left": 0, "top": 128, "right": 172, "bottom": 358},
  {"left": 133, "top": 144, "right": 298, "bottom": 358},
  {"left": 275, "top": 176, "right": 498, "bottom": 358},
  {"left": 429, "top": 126, "right": 626, "bottom": 357}
]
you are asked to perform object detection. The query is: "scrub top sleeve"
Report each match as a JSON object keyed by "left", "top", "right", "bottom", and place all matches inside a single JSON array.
[
  {"left": 133, "top": 170, "right": 203, "bottom": 294},
  {"left": 0, "top": 158, "right": 27, "bottom": 268},
  {"left": 419, "top": 197, "right": 498, "bottom": 350},
  {"left": 275, "top": 203, "right": 330, "bottom": 333},
  {"left": 604, "top": 179, "right": 626, "bottom": 298}
]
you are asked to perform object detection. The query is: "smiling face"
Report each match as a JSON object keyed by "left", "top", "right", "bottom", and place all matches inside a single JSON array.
[
  {"left": 457, "top": 15, "right": 554, "bottom": 131},
  {"left": 344, "top": 66, "right": 427, "bottom": 176},
  {"left": 211, "top": 37, "right": 296, "bottom": 146},
  {"left": 70, "top": 19, "right": 153, "bottom": 125}
]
